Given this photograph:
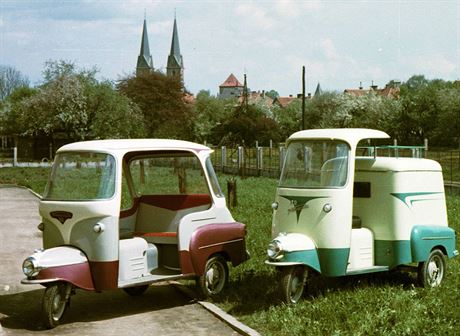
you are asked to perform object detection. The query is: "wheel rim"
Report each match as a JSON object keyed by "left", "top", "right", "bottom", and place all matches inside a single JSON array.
[
  {"left": 427, "top": 255, "right": 444, "bottom": 287},
  {"left": 51, "top": 285, "right": 67, "bottom": 321},
  {"left": 205, "top": 260, "right": 225, "bottom": 294},
  {"left": 289, "top": 268, "right": 305, "bottom": 303}
]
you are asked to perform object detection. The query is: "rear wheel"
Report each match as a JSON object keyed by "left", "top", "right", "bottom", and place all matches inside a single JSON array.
[
  {"left": 280, "top": 266, "right": 308, "bottom": 304},
  {"left": 197, "top": 255, "right": 228, "bottom": 299},
  {"left": 417, "top": 249, "right": 446, "bottom": 287},
  {"left": 123, "top": 285, "right": 149, "bottom": 296},
  {"left": 42, "top": 282, "right": 72, "bottom": 329}
]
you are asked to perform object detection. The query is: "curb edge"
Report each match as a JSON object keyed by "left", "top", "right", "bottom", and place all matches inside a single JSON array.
[{"left": 170, "top": 281, "right": 261, "bottom": 336}]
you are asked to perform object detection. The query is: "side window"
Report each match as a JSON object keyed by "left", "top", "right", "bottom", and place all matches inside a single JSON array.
[
  {"left": 129, "top": 154, "right": 210, "bottom": 196},
  {"left": 354, "top": 182, "right": 371, "bottom": 198}
]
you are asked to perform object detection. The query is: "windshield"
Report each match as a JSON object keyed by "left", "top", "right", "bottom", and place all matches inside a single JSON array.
[
  {"left": 44, "top": 152, "right": 116, "bottom": 200},
  {"left": 279, "top": 140, "right": 349, "bottom": 188}
]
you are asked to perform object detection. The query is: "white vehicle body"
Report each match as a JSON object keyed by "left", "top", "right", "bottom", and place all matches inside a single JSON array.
[{"left": 266, "top": 129, "right": 457, "bottom": 303}]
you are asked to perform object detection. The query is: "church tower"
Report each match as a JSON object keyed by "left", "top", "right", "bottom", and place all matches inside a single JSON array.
[
  {"left": 166, "top": 16, "right": 184, "bottom": 81},
  {"left": 136, "top": 17, "right": 153, "bottom": 76}
]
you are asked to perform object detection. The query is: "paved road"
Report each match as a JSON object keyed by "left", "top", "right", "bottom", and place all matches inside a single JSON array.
[{"left": 0, "top": 186, "right": 242, "bottom": 335}]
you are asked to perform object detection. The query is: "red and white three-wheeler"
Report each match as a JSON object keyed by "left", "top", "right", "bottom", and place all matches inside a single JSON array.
[{"left": 21, "top": 139, "right": 248, "bottom": 328}]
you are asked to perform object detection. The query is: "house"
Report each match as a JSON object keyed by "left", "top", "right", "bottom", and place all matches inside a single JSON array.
[
  {"left": 273, "top": 95, "right": 298, "bottom": 108},
  {"left": 344, "top": 82, "right": 400, "bottom": 99},
  {"left": 218, "top": 74, "right": 244, "bottom": 99},
  {"left": 237, "top": 90, "right": 273, "bottom": 107}
]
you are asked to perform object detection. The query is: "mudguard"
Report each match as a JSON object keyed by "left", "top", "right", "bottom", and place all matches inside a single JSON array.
[
  {"left": 266, "top": 233, "right": 321, "bottom": 273},
  {"left": 21, "top": 246, "right": 95, "bottom": 290},
  {"left": 189, "top": 222, "right": 248, "bottom": 276},
  {"left": 411, "top": 225, "right": 458, "bottom": 262}
]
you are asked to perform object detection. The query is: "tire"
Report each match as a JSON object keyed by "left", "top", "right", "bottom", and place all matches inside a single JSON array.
[
  {"left": 123, "top": 285, "right": 149, "bottom": 296},
  {"left": 42, "top": 282, "right": 72, "bottom": 329},
  {"left": 417, "top": 249, "right": 446, "bottom": 288},
  {"left": 197, "top": 255, "right": 229, "bottom": 299},
  {"left": 280, "top": 266, "right": 308, "bottom": 304}
]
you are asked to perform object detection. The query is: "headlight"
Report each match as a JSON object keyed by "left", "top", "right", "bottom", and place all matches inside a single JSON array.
[
  {"left": 267, "top": 240, "right": 283, "bottom": 260},
  {"left": 22, "top": 257, "right": 39, "bottom": 277}
]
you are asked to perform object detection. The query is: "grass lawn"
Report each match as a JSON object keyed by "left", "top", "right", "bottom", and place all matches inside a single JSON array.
[
  {"left": 1, "top": 167, "right": 459, "bottom": 335},
  {"left": 218, "top": 176, "right": 460, "bottom": 336}
]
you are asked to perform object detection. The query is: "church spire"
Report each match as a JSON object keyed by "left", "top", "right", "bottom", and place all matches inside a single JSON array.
[
  {"left": 166, "top": 16, "right": 184, "bottom": 80},
  {"left": 136, "top": 17, "right": 153, "bottom": 76}
]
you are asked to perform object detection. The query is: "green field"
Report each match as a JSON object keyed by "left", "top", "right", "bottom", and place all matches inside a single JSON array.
[
  {"left": 1, "top": 167, "right": 459, "bottom": 335},
  {"left": 218, "top": 176, "right": 460, "bottom": 336}
]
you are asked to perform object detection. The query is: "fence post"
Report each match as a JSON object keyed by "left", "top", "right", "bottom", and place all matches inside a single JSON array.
[
  {"left": 256, "top": 146, "right": 263, "bottom": 175},
  {"left": 227, "top": 178, "right": 237, "bottom": 208},
  {"left": 269, "top": 140, "right": 273, "bottom": 170},
  {"left": 424, "top": 138, "right": 428, "bottom": 159},
  {"left": 221, "top": 146, "right": 226, "bottom": 171},
  {"left": 238, "top": 146, "right": 245, "bottom": 177},
  {"left": 13, "top": 147, "right": 18, "bottom": 167},
  {"left": 393, "top": 139, "right": 398, "bottom": 158}
]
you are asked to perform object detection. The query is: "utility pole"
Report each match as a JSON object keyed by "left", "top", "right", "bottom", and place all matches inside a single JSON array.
[
  {"left": 243, "top": 73, "right": 248, "bottom": 113},
  {"left": 302, "top": 66, "right": 306, "bottom": 130}
]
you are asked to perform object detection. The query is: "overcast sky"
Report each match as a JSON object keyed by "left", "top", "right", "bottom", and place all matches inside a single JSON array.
[{"left": 1, "top": 0, "right": 459, "bottom": 96}]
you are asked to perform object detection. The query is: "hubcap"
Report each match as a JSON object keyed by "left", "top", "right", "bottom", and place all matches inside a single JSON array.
[
  {"left": 290, "top": 269, "right": 306, "bottom": 302},
  {"left": 52, "top": 286, "right": 67, "bottom": 320},
  {"left": 427, "top": 256, "right": 442, "bottom": 286},
  {"left": 206, "top": 262, "right": 224, "bottom": 293}
]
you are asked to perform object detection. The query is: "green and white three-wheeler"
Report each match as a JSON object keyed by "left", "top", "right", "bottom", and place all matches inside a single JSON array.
[{"left": 266, "top": 128, "right": 458, "bottom": 304}]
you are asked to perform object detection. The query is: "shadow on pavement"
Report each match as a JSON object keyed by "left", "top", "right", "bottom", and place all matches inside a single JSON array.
[{"left": 0, "top": 283, "right": 192, "bottom": 331}]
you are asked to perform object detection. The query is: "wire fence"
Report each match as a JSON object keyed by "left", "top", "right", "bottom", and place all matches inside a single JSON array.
[
  {"left": 1, "top": 145, "right": 460, "bottom": 192},
  {"left": 210, "top": 145, "right": 460, "bottom": 186}
]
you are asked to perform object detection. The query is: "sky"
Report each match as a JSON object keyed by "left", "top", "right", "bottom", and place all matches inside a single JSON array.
[{"left": 1, "top": 0, "right": 459, "bottom": 96}]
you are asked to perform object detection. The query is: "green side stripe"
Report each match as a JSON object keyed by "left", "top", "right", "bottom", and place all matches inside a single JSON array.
[{"left": 390, "top": 192, "right": 443, "bottom": 208}]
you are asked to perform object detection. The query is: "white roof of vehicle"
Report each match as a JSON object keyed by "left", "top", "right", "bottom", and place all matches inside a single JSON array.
[
  {"left": 57, "top": 139, "right": 211, "bottom": 154},
  {"left": 288, "top": 129, "right": 390, "bottom": 148},
  {"left": 355, "top": 156, "right": 442, "bottom": 172}
]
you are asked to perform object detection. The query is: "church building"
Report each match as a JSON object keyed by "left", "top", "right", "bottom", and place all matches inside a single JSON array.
[
  {"left": 136, "top": 17, "right": 153, "bottom": 76},
  {"left": 136, "top": 15, "right": 184, "bottom": 82}
]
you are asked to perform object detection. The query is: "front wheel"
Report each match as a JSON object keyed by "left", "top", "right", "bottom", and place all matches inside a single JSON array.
[
  {"left": 42, "top": 282, "right": 72, "bottom": 329},
  {"left": 197, "top": 255, "right": 229, "bottom": 299},
  {"left": 280, "top": 266, "right": 308, "bottom": 304},
  {"left": 417, "top": 249, "right": 446, "bottom": 288}
]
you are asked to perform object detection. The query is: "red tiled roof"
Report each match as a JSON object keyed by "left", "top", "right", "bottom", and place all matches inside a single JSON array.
[
  {"left": 237, "top": 91, "right": 273, "bottom": 106},
  {"left": 219, "top": 73, "right": 243, "bottom": 88},
  {"left": 343, "top": 89, "right": 369, "bottom": 96},
  {"left": 379, "top": 86, "right": 400, "bottom": 98},
  {"left": 344, "top": 86, "right": 400, "bottom": 99},
  {"left": 273, "top": 96, "right": 297, "bottom": 108}
]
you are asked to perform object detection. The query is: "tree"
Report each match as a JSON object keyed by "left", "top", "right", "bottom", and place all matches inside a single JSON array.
[
  {"left": 0, "top": 65, "right": 29, "bottom": 101},
  {"left": 273, "top": 99, "right": 301, "bottom": 139},
  {"left": 397, "top": 75, "right": 449, "bottom": 145},
  {"left": 192, "top": 90, "right": 232, "bottom": 144},
  {"left": 435, "top": 86, "right": 460, "bottom": 147},
  {"left": 304, "top": 92, "right": 346, "bottom": 128},
  {"left": 336, "top": 92, "right": 400, "bottom": 132},
  {"left": 265, "top": 89, "right": 279, "bottom": 99},
  {"left": 0, "top": 86, "right": 38, "bottom": 136},
  {"left": 8, "top": 60, "right": 144, "bottom": 140},
  {"left": 85, "top": 81, "right": 146, "bottom": 139},
  {"left": 15, "top": 74, "right": 89, "bottom": 138},
  {"left": 117, "top": 71, "right": 193, "bottom": 139},
  {"left": 213, "top": 104, "right": 280, "bottom": 146}
]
